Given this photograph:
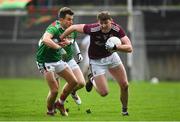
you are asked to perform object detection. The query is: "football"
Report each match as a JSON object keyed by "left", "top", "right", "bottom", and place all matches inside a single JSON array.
[{"left": 107, "top": 36, "right": 121, "bottom": 45}]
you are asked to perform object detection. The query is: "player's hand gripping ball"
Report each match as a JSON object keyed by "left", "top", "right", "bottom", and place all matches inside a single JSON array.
[{"left": 105, "top": 36, "right": 121, "bottom": 52}]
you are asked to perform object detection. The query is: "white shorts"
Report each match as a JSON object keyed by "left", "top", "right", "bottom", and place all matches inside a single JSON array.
[
  {"left": 89, "top": 52, "right": 122, "bottom": 77},
  {"left": 67, "top": 58, "right": 79, "bottom": 70},
  {"left": 36, "top": 60, "right": 68, "bottom": 74}
]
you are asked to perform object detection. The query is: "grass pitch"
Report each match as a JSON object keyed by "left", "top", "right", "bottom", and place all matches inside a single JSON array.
[{"left": 0, "top": 78, "right": 180, "bottom": 121}]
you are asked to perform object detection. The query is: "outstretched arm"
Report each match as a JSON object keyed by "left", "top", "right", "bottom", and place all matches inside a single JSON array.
[{"left": 60, "top": 24, "right": 85, "bottom": 40}]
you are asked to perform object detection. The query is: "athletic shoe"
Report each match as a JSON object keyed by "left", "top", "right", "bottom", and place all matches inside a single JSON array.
[
  {"left": 54, "top": 101, "right": 68, "bottom": 116},
  {"left": 85, "top": 73, "right": 93, "bottom": 92},
  {"left": 71, "top": 92, "right": 81, "bottom": 105},
  {"left": 47, "top": 105, "right": 56, "bottom": 116},
  {"left": 122, "top": 111, "right": 129, "bottom": 116},
  {"left": 47, "top": 111, "right": 55, "bottom": 116}
]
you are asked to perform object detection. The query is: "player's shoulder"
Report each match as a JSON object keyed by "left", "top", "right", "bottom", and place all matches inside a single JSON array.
[
  {"left": 45, "top": 20, "right": 61, "bottom": 35},
  {"left": 111, "top": 22, "right": 121, "bottom": 32},
  {"left": 86, "top": 23, "right": 101, "bottom": 32},
  {"left": 50, "top": 20, "right": 61, "bottom": 29}
]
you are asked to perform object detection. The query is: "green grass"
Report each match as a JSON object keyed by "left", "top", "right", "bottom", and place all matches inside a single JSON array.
[{"left": 0, "top": 78, "right": 180, "bottom": 121}]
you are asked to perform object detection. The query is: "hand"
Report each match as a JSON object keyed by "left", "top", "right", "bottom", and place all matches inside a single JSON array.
[
  {"left": 76, "top": 53, "right": 83, "bottom": 64},
  {"left": 58, "top": 39, "right": 72, "bottom": 47},
  {"left": 105, "top": 40, "right": 117, "bottom": 52}
]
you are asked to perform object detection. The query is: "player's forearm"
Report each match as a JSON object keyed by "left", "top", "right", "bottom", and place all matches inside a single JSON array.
[
  {"left": 118, "top": 36, "right": 133, "bottom": 53},
  {"left": 43, "top": 38, "right": 61, "bottom": 49},
  {"left": 61, "top": 26, "right": 74, "bottom": 39},
  {"left": 61, "top": 24, "right": 85, "bottom": 39},
  {"left": 116, "top": 44, "right": 133, "bottom": 53}
]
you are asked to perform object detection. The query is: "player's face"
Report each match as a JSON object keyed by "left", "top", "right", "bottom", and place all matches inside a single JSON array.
[
  {"left": 99, "top": 19, "right": 112, "bottom": 33},
  {"left": 61, "top": 14, "right": 73, "bottom": 29}
]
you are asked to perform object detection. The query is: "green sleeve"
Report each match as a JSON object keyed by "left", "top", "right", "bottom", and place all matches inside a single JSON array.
[{"left": 46, "top": 25, "right": 58, "bottom": 35}]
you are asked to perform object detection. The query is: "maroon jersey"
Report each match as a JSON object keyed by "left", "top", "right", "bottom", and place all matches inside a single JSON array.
[{"left": 83, "top": 22, "right": 126, "bottom": 59}]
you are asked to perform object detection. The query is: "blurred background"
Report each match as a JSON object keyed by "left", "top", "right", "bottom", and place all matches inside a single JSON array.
[{"left": 0, "top": 0, "right": 180, "bottom": 81}]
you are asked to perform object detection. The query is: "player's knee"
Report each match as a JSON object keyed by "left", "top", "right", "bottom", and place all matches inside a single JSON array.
[
  {"left": 50, "top": 89, "right": 58, "bottom": 96},
  {"left": 70, "top": 79, "right": 78, "bottom": 87},
  {"left": 78, "top": 81, "right": 86, "bottom": 88},
  {"left": 99, "top": 90, "right": 108, "bottom": 97}
]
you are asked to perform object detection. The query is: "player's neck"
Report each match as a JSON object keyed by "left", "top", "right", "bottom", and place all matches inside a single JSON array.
[
  {"left": 101, "top": 28, "right": 111, "bottom": 33},
  {"left": 60, "top": 23, "right": 66, "bottom": 30},
  {"left": 101, "top": 25, "right": 111, "bottom": 33}
]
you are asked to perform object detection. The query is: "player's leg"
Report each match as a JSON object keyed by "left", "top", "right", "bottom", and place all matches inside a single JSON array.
[
  {"left": 108, "top": 63, "right": 129, "bottom": 116},
  {"left": 85, "top": 69, "right": 94, "bottom": 92},
  {"left": 85, "top": 67, "right": 94, "bottom": 92},
  {"left": 89, "top": 63, "right": 109, "bottom": 96},
  {"left": 71, "top": 67, "right": 86, "bottom": 105},
  {"left": 36, "top": 62, "right": 58, "bottom": 116},
  {"left": 44, "top": 71, "right": 59, "bottom": 116},
  {"left": 72, "top": 67, "right": 86, "bottom": 90},
  {"left": 54, "top": 73, "right": 60, "bottom": 86},
  {"left": 93, "top": 74, "right": 109, "bottom": 96},
  {"left": 68, "top": 59, "right": 86, "bottom": 105},
  {"left": 55, "top": 64, "right": 77, "bottom": 116}
]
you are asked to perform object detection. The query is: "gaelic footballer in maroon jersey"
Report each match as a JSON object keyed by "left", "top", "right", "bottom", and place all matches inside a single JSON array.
[{"left": 60, "top": 11, "right": 133, "bottom": 116}]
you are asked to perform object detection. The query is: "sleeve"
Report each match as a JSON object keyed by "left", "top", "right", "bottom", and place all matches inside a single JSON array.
[
  {"left": 83, "top": 24, "right": 91, "bottom": 34},
  {"left": 45, "top": 25, "right": 58, "bottom": 35}
]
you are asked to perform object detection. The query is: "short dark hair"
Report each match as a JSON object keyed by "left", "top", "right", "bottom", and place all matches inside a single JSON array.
[
  {"left": 97, "top": 11, "right": 111, "bottom": 21},
  {"left": 58, "top": 7, "right": 74, "bottom": 18}
]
